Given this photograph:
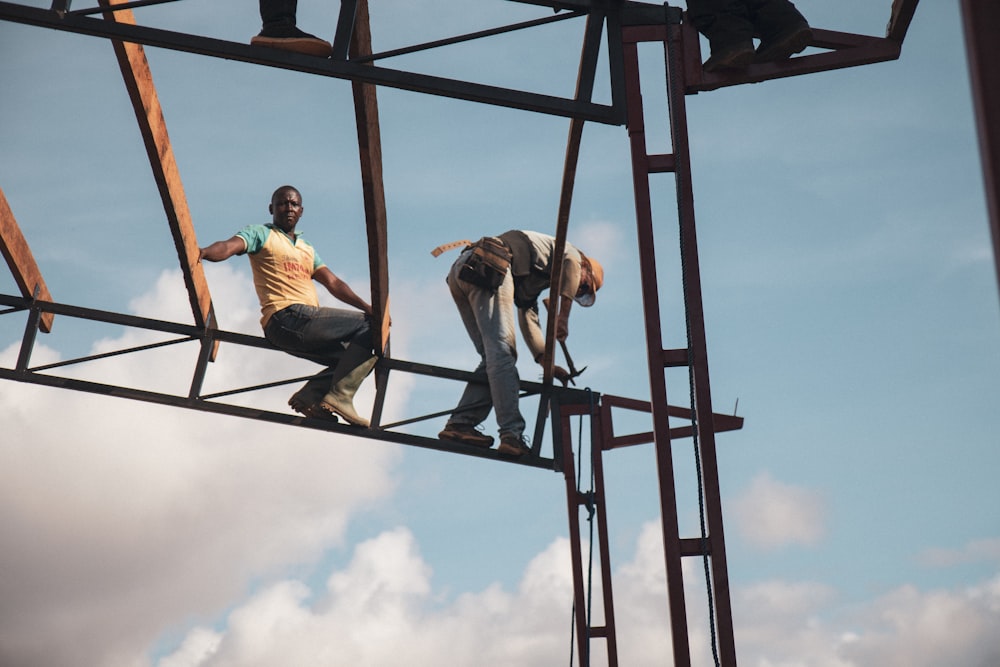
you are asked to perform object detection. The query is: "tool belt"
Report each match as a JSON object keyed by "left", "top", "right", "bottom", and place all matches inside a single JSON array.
[{"left": 457, "top": 236, "right": 512, "bottom": 291}]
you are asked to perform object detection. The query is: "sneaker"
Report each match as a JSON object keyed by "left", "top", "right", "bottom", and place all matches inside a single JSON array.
[
  {"left": 439, "top": 424, "right": 494, "bottom": 448},
  {"left": 497, "top": 433, "right": 530, "bottom": 458},
  {"left": 703, "top": 41, "right": 754, "bottom": 73},
  {"left": 754, "top": 22, "right": 812, "bottom": 63},
  {"left": 251, "top": 25, "right": 333, "bottom": 58}
]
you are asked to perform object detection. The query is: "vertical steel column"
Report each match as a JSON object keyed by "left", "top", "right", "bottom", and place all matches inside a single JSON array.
[
  {"left": 559, "top": 399, "right": 619, "bottom": 666},
  {"left": 621, "top": 30, "right": 691, "bottom": 666},
  {"left": 960, "top": 0, "right": 1000, "bottom": 301},
  {"left": 620, "top": 17, "right": 737, "bottom": 667},
  {"left": 662, "top": 18, "right": 737, "bottom": 666}
]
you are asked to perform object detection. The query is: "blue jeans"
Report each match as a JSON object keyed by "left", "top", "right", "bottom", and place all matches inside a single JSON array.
[
  {"left": 447, "top": 248, "right": 525, "bottom": 438},
  {"left": 263, "top": 304, "right": 372, "bottom": 395}
]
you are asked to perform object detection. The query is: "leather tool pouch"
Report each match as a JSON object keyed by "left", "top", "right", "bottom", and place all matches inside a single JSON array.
[{"left": 458, "top": 237, "right": 512, "bottom": 291}]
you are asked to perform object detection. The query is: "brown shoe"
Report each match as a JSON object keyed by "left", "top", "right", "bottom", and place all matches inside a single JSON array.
[
  {"left": 497, "top": 434, "right": 530, "bottom": 458},
  {"left": 289, "top": 389, "right": 339, "bottom": 422},
  {"left": 703, "top": 41, "right": 754, "bottom": 73},
  {"left": 251, "top": 26, "right": 333, "bottom": 58},
  {"left": 755, "top": 22, "right": 812, "bottom": 63},
  {"left": 439, "top": 424, "right": 494, "bottom": 448}
]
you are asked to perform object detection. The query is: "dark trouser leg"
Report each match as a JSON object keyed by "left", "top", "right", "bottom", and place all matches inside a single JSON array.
[
  {"left": 743, "top": 0, "right": 807, "bottom": 40},
  {"left": 259, "top": 0, "right": 297, "bottom": 29},
  {"left": 687, "top": 0, "right": 754, "bottom": 47},
  {"left": 264, "top": 305, "right": 373, "bottom": 419},
  {"left": 744, "top": 0, "right": 810, "bottom": 62},
  {"left": 686, "top": 0, "right": 755, "bottom": 71},
  {"left": 252, "top": 0, "right": 333, "bottom": 57}
]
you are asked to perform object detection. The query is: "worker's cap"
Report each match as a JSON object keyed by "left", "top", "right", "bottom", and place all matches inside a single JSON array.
[{"left": 575, "top": 253, "right": 604, "bottom": 307}]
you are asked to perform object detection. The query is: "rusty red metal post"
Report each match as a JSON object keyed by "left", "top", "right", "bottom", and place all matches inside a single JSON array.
[
  {"left": 960, "top": 0, "right": 1000, "bottom": 303},
  {"left": 620, "top": 17, "right": 737, "bottom": 667}
]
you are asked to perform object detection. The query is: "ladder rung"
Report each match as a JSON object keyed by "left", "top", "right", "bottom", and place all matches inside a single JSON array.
[
  {"left": 680, "top": 537, "right": 711, "bottom": 557},
  {"left": 662, "top": 348, "right": 688, "bottom": 367},
  {"left": 588, "top": 626, "right": 610, "bottom": 638},
  {"left": 647, "top": 153, "right": 676, "bottom": 173}
]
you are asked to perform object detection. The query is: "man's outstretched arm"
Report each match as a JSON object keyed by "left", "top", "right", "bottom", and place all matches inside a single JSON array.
[
  {"left": 313, "top": 266, "right": 373, "bottom": 317},
  {"left": 199, "top": 236, "right": 246, "bottom": 262}
]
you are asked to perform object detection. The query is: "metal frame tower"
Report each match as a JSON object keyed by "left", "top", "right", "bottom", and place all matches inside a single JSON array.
[{"left": 0, "top": 2, "right": 968, "bottom": 665}]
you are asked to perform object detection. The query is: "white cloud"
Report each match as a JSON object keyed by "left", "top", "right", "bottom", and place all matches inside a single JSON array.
[
  {"left": 152, "top": 520, "right": 1000, "bottom": 667},
  {"left": 575, "top": 219, "right": 628, "bottom": 266},
  {"left": 731, "top": 472, "right": 826, "bottom": 550},
  {"left": 835, "top": 578, "right": 1000, "bottom": 667},
  {"left": 0, "top": 267, "right": 401, "bottom": 667},
  {"left": 918, "top": 538, "right": 1000, "bottom": 568}
]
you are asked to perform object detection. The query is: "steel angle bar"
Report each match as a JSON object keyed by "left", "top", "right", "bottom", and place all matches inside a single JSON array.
[
  {"left": 28, "top": 335, "right": 197, "bottom": 372},
  {"left": 887, "top": 0, "right": 920, "bottom": 42},
  {"left": 685, "top": 26, "right": 902, "bottom": 93},
  {"left": 331, "top": 0, "right": 358, "bottom": 61},
  {"left": 68, "top": 0, "right": 183, "bottom": 16},
  {"left": 0, "top": 292, "right": 237, "bottom": 344},
  {"left": 0, "top": 365, "right": 562, "bottom": 469},
  {"left": 961, "top": 0, "right": 1000, "bottom": 302},
  {"left": 0, "top": 1, "right": 620, "bottom": 124},
  {"left": 353, "top": 9, "right": 585, "bottom": 64}
]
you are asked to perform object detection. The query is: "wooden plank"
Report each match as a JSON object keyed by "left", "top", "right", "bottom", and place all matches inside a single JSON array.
[
  {"left": 349, "top": 0, "right": 391, "bottom": 356},
  {"left": 98, "top": 0, "right": 217, "bottom": 338},
  {"left": 0, "top": 187, "right": 55, "bottom": 333}
]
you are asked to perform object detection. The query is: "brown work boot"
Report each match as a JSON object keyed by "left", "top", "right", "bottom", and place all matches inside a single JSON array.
[
  {"left": 439, "top": 424, "right": 494, "bottom": 448},
  {"left": 288, "top": 386, "right": 339, "bottom": 422},
  {"left": 754, "top": 22, "right": 812, "bottom": 63},
  {"left": 703, "top": 40, "right": 754, "bottom": 73},
  {"left": 497, "top": 433, "right": 530, "bottom": 458}
]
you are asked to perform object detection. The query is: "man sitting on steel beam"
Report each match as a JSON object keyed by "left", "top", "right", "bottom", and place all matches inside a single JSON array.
[
  {"left": 686, "top": 0, "right": 812, "bottom": 73},
  {"left": 250, "top": 0, "right": 333, "bottom": 58},
  {"left": 199, "top": 185, "right": 376, "bottom": 427}
]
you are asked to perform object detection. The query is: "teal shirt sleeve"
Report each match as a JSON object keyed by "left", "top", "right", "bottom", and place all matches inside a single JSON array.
[
  {"left": 311, "top": 246, "right": 325, "bottom": 272},
  {"left": 235, "top": 224, "right": 270, "bottom": 254},
  {"left": 235, "top": 224, "right": 325, "bottom": 272}
]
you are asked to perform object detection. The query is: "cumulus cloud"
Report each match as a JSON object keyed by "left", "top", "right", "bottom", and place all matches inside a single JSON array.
[
  {"left": 0, "top": 267, "right": 400, "bottom": 667},
  {"left": 732, "top": 472, "right": 826, "bottom": 550},
  {"left": 575, "top": 219, "right": 628, "bottom": 266},
  {"left": 917, "top": 538, "right": 1000, "bottom": 568},
  {"left": 153, "top": 520, "right": 1000, "bottom": 667}
]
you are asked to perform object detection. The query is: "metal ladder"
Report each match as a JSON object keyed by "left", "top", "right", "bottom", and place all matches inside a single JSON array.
[{"left": 558, "top": 12, "right": 738, "bottom": 667}]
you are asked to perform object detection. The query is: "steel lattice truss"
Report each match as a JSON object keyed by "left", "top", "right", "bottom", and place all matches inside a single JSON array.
[{"left": 6, "top": 2, "right": 992, "bottom": 666}]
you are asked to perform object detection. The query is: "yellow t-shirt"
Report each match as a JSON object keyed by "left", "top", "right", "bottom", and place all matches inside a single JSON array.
[{"left": 236, "top": 224, "right": 325, "bottom": 328}]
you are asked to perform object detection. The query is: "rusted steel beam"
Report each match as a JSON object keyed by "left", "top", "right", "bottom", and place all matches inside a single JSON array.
[
  {"left": 349, "top": 0, "right": 391, "bottom": 357},
  {"left": 663, "top": 20, "right": 737, "bottom": 664},
  {"left": 961, "top": 0, "right": 1000, "bottom": 303},
  {"left": 97, "top": 0, "right": 217, "bottom": 339},
  {"left": 0, "top": 2, "right": 620, "bottom": 125},
  {"left": 0, "top": 187, "right": 55, "bottom": 333},
  {"left": 621, "top": 32, "right": 694, "bottom": 666},
  {"left": 887, "top": 0, "right": 920, "bottom": 42},
  {"left": 541, "top": 10, "right": 604, "bottom": 383},
  {"left": 331, "top": 0, "right": 357, "bottom": 61},
  {"left": 687, "top": 27, "right": 901, "bottom": 93}
]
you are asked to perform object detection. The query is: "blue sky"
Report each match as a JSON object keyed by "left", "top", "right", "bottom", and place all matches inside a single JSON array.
[{"left": 2, "top": 1, "right": 999, "bottom": 666}]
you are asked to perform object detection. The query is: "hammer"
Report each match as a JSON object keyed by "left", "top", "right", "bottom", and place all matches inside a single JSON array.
[{"left": 559, "top": 339, "right": 587, "bottom": 386}]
